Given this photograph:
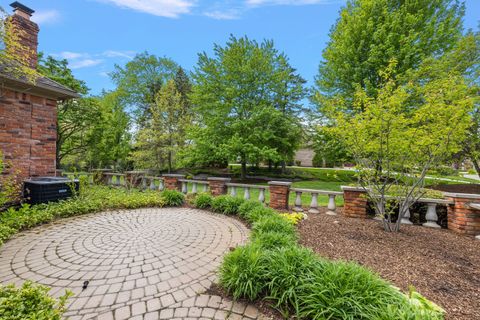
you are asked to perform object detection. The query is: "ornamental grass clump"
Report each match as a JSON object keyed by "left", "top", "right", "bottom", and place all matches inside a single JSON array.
[
  {"left": 211, "top": 195, "right": 245, "bottom": 215},
  {"left": 241, "top": 206, "right": 277, "bottom": 224},
  {"left": 219, "top": 243, "right": 267, "bottom": 300},
  {"left": 251, "top": 214, "right": 296, "bottom": 238},
  {"left": 159, "top": 189, "right": 185, "bottom": 206},
  {"left": 193, "top": 193, "right": 213, "bottom": 209},
  {"left": 238, "top": 200, "right": 264, "bottom": 219}
]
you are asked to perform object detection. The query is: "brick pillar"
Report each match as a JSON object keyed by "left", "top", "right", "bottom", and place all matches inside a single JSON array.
[
  {"left": 342, "top": 186, "right": 368, "bottom": 218},
  {"left": 125, "top": 170, "right": 147, "bottom": 188},
  {"left": 268, "top": 181, "right": 291, "bottom": 211},
  {"left": 162, "top": 174, "right": 185, "bottom": 191},
  {"left": 444, "top": 193, "right": 480, "bottom": 237},
  {"left": 207, "top": 177, "right": 231, "bottom": 196}
]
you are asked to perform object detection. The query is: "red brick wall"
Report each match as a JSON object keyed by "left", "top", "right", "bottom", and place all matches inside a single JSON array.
[
  {"left": 446, "top": 195, "right": 480, "bottom": 236},
  {"left": 342, "top": 187, "right": 368, "bottom": 218},
  {"left": 0, "top": 89, "right": 57, "bottom": 178},
  {"left": 268, "top": 182, "right": 291, "bottom": 211}
]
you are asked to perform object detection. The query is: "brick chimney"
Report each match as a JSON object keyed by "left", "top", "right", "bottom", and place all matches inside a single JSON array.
[{"left": 8, "top": 1, "right": 39, "bottom": 69}]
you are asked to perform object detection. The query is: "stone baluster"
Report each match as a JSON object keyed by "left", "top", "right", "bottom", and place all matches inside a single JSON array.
[
  {"left": 149, "top": 178, "right": 156, "bottom": 190},
  {"left": 158, "top": 179, "right": 165, "bottom": 191},
  {"left": 293, "top": 191, "right": 303, "bottom": 212},
  {"left": 326, "top": 194, "right": 337, "bottom": 215},
  {"left": 107, "top": 174, "right": 113, "bottom": 186},
  {"left": 140, "top": 177, "right": 146, "bottom": 190},
  {"left": 308, "top": 192, "right": 320, "bottom": 214},
  {"left": 244, "top": 187, "right": 251, "bottom": 200},
  {"left": 230, "top": 186, "right": 237, "bottom": 197},
  {"left": 423, "top": 203, "right": 440, "bottom": 228},
  {"left": 181, "top": 181, "right": 188, "bottom": 194},
  {"left": 400, "top": 204, "right": 412, "bottom": 224},
  {"left": 192, "top": 182, "right": 198, "bottom": 194},
  {"left": 116, "top": 175, "right": 122, "bottom": 187},
  {"left": 202, "top": 183, "right": 208, "bottom": 192},
  {"left": 259, "top": 188, "right": 266, "bottom": 203}
]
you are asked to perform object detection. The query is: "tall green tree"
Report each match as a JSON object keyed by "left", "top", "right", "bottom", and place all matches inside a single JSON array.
[
  {"left": 131, "top": 79, "right": 191, "bottom": 172},
  {"left": 190, "top": 36, "right": 306, "bottom": 178},
  {"left": 315, "top": 0, "right": 465, "bottom": 111},
  {"left": 86, "top": 91, "right": 131, "bottom": 170},
  {"left": 110, "top": 52, "right": 178, "bottom": 125}
]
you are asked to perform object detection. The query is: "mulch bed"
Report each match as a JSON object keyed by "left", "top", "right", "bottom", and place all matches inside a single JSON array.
[{"left": 297, "top": 208, "right": 480, "bottom": 320}]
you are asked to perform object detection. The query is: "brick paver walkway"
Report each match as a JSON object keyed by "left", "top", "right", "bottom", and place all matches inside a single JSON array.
[{"left": 0, "top": 208, "right": 267, "bottom": 320}]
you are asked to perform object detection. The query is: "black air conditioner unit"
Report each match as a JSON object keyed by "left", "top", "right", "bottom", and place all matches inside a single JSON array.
[{"left": 23, "top": 177, "right": 79, "bottom": 205}]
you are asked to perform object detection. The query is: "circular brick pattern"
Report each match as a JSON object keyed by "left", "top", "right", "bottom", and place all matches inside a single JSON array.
[{"left": 0, "top": 208, "right": 264, "bottom": 320}]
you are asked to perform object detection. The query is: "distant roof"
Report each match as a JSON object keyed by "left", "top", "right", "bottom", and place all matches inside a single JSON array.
[{"left": 0, "top": 63, "right": 80, "bottom": 100}]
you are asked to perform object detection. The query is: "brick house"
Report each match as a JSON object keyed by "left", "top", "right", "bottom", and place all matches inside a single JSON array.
[{"left": 0, "top": 2, "right": 79, "bottom": 178}]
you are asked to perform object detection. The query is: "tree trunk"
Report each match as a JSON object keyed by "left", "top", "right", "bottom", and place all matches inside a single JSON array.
[
  {"left": 281, "top": 161, "right": 286, "bottom": 174},
  {"left": 241, "top": 161, "right": 247, "bottom": 180},
  {"left": 268, "top": 160, "right": 272, "bottom": 171},
  {"left": 473, "top": 157, "right": 480, "bottom": 178},
  {"left": 167, "top": 151, "right": 172, "bottom": 174}
]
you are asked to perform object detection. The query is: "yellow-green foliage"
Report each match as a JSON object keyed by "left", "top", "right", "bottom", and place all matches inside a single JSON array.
[
  {"left": 0, "top": 281, "right": 72, "bottom": 320},
  {"left": 279, "top": 212, "right": 306, "bottom": 225}
]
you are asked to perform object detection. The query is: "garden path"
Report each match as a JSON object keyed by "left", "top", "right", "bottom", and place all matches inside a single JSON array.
[{"left": 0, "top": 208, "right": 266, "bottom": 320}]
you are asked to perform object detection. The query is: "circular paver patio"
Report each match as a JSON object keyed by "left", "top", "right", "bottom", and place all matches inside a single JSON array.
[{"left": 0, "top": 208, "right": 265, "bottom": 320}]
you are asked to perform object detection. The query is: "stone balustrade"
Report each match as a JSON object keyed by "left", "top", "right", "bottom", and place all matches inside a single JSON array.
[
  {"left": 103, "top": 173, "right": 126, "bottom": 187},
  {"left": 226, "top": 183, "right": 267, "bottom": 203},
  {"left": 290, "top": 188, "right": 343, "bottom": 215},
  {"left": 79, "top": 170, "right": 480, "bottom": 238},
  {"left": 178, "top": 179, "right": 209, "bottom": 194}
]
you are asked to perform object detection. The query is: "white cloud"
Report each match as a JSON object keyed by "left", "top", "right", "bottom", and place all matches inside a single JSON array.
[
  {"left": 97, "top": 0, "right": 196, "bottom": 18},
  {"left": 50, "top": 50, "right": 135, "bottom": 69},
  {"left": 103, "top": 50, "right": 136, "bottom": 59},
  {"left": 32, "top": 10, "right": 61, "bottom": 25},
  {"left": 204, "top": 9, "right": 241, "bottom": 20},
  {"left": 70, "top": 59, "right": 104, "bottom": 69},
  {"left": 56, "top": 51, "right": 87, "bottom": 60}
]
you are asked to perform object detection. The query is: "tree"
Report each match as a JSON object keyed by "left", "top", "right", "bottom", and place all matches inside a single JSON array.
[
  {"left": 110, "top": 52, "right": 178, "bottom": 126},
  {"left": 190, "top": 36, "right": 306, "bottom": 179},
  {"left": 330, "top": 61, "right": 474, "bottom": 232},
  {"left": 131, "top": 79, "right": 191, "bottom": 172},
  {"left": 85, "top": 91, "right": 131, "bottom": 170},
  {"left": 38, "top": 54, "right": 131, "bottom": 170},
  {"left": 314, "top": 0, "right": 465, "bottom": 111}
]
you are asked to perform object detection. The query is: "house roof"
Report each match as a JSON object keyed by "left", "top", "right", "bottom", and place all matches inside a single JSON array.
[{"left": 0, "top": 65, "right": 80, "bottom": 100}]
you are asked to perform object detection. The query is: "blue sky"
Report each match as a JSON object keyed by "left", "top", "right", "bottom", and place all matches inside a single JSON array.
[{"left": 3, "top": 0, "right": 479, "bottom": 94}]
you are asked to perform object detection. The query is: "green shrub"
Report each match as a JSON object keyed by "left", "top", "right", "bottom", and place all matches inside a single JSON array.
[
  {"left": 193, "top": 193, "right": 213, "bottom": 209},
  {"left": 252, "top": 214, "right": 296, "bottom": 237},
  {"left": 238, "top": 200, "right": 264, "bottom": 220},
  {"left": 160, "top": 190, "right": 185, "bottom": 206},
  {"left": 211, "top": 195, "right": 245, "bottom": 215},
  {"left": 0, "top": 281, "right": 72, "bottom": 320},
  {"left": 244, "top": 206, "right": 278, "bottom": 223},
  {"left": 251, "top": 230, "right": 297, "bottom": 250},
  {"left": 219, "top": 243, "right": 267, "bottom": 300}
]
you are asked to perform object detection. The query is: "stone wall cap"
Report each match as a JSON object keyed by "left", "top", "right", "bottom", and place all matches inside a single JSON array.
[
  {"left": 207, "top": 177, "right": 232, "bottom": 181},
  {"left": 162, "top": 174, "right": 186, "bottom": 178},
  {"left": 444, "top": 192, "right": 480, "bottom": 200},
  {"left": 268, "top": 181, "right": 292, "bottom": 186},
  {"left": 341, "top": 186, "right": 367, "bottom": 192}
]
